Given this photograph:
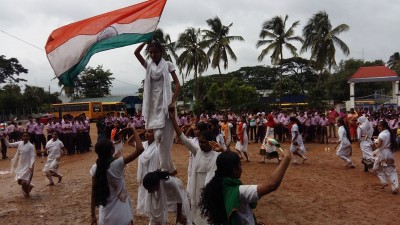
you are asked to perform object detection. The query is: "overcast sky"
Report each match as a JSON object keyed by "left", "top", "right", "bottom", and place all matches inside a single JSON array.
[{"left": 1, "top": 0, "right": 399, "bottom": 96}]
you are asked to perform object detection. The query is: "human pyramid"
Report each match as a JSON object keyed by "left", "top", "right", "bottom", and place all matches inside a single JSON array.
[{"left": 4, "top": 39, "right": 398, "bottom": 225}]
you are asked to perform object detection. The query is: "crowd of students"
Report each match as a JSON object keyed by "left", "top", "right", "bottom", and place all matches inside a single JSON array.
[{"left": 4, "top": 38, "right": 399, "bottom": 224}]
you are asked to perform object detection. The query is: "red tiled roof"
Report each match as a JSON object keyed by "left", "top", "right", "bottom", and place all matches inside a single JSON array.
[{"left": 350, "top": 66, "right": 398, "bottom": 79}]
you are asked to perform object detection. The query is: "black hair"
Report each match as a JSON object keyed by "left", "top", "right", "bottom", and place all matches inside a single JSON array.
[
  {"left": 289, "top": 116, "right": 302, "bottom": 134},
  {"left": 93, "top": 139, "right": 114, "bottom": 207},
  {"left": 149, "top": 39, "right": 163, "bottom": 53},
  {"left": 378, "top": 120, "right": 398, "bottom": 152},
  {"left": 337, "top": 118, "right": 352, "bottom": 143},
  {"left": 142, "top": 170, "right": 171, "bottom": 191},
  {"left": 200, "top": 130, "right": 216, "bottom": 142},
  {"left": 200, "top": 151, "right": 241, "bottom": 225},
  {"left": 196, "top": 122, "right": 209, "bottom": 132},
  {"left": 209, "top": 118, "right": 221, "bottom": 136}
]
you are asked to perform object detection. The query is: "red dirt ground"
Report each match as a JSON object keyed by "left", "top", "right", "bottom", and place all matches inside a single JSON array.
[{"left": 1, "top": 126, "right": 400, "bottom": 225}]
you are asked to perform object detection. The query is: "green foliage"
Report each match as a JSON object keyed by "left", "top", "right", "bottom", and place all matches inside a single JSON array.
[
  {"left": 256, "top": 15, "right": 303, "bottom": 65},
  {"left": 0, "top": 84, "right": 61, "bottom": 115},
  {"left": 227, "top": 66, "right": 279, "bottom": 90},
  {"left": 206, "top": 78, "right": 258, "bottom": 111},
  {"left": 280, "top": 57, "right": 319, "bottom": 95},
  {"left": 75, "top": 65, "right": 114, "bottom": 98},
  {"left": 301, "top": 11, "right": 350, "bottom": 74},
  {"left": 387, "top": 52, "right": 400, "bottom": 74},
  {"left": 202, "top": 16, "right": 244, "bottom": 74},
  {"left": 0, "top": 55, "right": 28, "bottom": 83}
]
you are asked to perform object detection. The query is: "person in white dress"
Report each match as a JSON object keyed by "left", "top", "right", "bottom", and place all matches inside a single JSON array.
[
  {"left": 289, "top": 117, "right": 307, "bottom": 164},
  {"left": 142, "top": 170, "right": 191, "bottom": 225},
  {"left": 357, "top": 116, "right": 375, "bottom": 172},
  {"left": 90, "top": 127, "right": 144, "bottom": 225},
  {"left": 5, "top": 132, "right": 35, "bottom": 197},
  {"left": 133, "top": 128, "right": 160, "bottom": 215},
  {"left": 235, "top": 116, "right": 250, "bottom": 162},
  {"left": 373, "top": 120, "right": 399, "bottom": 194},
  {"left": 135, "top": 40, "right": 180, "bottom": 173},
  {"left": 199, "top": 149, "right": 291, "bottom": 224},
  {"left": 43, "top": 132, "right": 66, "bottom": 185},
  {"left": 335, "top": 119, "right": 355, "bottom": 168},
  {"left": 169, "top": 105, "right": 222, "bottom": 225}
]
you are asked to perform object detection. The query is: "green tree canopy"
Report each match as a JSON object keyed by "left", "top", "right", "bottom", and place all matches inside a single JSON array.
[
  {"left": 75, "top": 65, "right": 114, "bottom": 98},
  {"left": 0, "top": 55, "right": 28, "bottom": 83},
  {"left": 207, "top": 78, "right": 258, "bottom": 111},
  {"left": 301, "top": 11, "right": 350, "bottom": 75},
  {"left": 256, "top": 15, "right": 303, "bottom": 65},
  {"left": 387, "top": 52, "right": 400, "bottom": 74},
  {"left": 202, "top": 16, "right": 244, "bottom": 74}
]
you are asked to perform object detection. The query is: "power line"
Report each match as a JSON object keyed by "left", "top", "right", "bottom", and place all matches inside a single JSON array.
[
  {"left": 1, "top": 29, "right": 142, "bottom": 88},
  {"left": 0, "top": 29, "right": 45, "bottom": 51}
]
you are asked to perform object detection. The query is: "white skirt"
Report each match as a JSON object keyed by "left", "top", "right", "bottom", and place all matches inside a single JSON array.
[{"left": 43, "top": 158, "right": 60, "bottom": 173}]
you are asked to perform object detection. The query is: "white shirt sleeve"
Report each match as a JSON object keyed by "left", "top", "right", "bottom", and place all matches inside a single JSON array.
[
  {"left": 168, "top": 61, "right": 176, "bottom": 73},
  {"left": 179, "top": 133, "right": 198, "bottom": 155},
  {"left": 239, "top": 185, "right": 259, "bottom": 203}
]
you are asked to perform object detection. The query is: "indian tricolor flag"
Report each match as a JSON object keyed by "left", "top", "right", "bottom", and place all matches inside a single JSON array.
[{"left": 45, "top": 0, "right": 167, "bottom": 86}]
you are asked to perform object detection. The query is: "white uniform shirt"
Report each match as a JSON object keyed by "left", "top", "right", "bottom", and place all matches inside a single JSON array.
[
  {"left": 45, "top": 139, "right": 64, "bottom": 160},
  {"left": 90, "top": 158, "right": 133, "bottom": 225},
  {"left": 237, "top": 185, "right": 259, "bottom": 225}
]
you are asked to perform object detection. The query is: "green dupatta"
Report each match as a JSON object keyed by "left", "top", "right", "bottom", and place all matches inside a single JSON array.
[{"left": 222, "top": 177, "right": 257, "bottom": 225}]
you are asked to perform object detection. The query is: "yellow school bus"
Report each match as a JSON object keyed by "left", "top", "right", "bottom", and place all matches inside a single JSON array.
[
  {"left": 102, "top": 102, "right": 127, "bottom": 116},
  {"left": 50, "top": 102, "right": 102, "bottom": 120}
]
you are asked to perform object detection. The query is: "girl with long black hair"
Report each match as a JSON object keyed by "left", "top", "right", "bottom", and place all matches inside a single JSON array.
[
  {"left": 200, "top": 149, "right": 291, "bottom": 224},
  {"left": 90, "top": 127, "right": 144, "bottom": 225}
]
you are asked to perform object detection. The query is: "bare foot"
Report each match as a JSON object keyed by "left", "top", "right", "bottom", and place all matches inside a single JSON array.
[
  {"left": 47, "top": 182, "right": 55, "bottom": 186},
  {"left": 380, "top": 184, "right": 388, "bottom": 189},
  {"left": 301, "top": 157, "right": 308, "bottom": 164}
]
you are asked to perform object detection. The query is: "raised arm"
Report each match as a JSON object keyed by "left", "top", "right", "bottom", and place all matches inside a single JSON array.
[
  {"left": 134, "top": 42, "right": 147, "bottom": 68},
  {"left": 168, "top": 105, "right": 182, "bottom": 137},
  {"left": 123, "top": 126, "right": 144, "bottom": 165},
  {"left": 256, "top": 148, "right": 291, "bottom": 197},
  {"left": 170, "top": 71, "right": 180, "bottom": 105}
]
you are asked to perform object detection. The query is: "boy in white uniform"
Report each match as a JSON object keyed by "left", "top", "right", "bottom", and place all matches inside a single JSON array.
[{"left": 43, "top": 132, "right": 66, "bottom": 185}]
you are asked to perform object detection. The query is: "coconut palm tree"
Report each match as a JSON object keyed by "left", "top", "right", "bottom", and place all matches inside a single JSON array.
[
  {"left": 175, "top": 27, "right": 209, "bottom": 104},
  {"left": 202, "top": 16, "right": 244, "bottom": 75},
  {"left": 256, "top": 15, "right": 303, "bottom": 65},
  {"left": 301, "top": 11, "right": 350, "bottom": 75},
  {"left": 256, "top": 15, "right": 303, "bottom": 106},
  {"left": 387, "top": 52, "right": 400, "bottom": 73},
  {"left": 152, "top": 28, "right": 178, "bottom": 62}
]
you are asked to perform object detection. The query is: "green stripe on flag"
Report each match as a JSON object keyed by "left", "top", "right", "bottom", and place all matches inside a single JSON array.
[{"left": 58, "top": 32, "right": 154, "bottom": 86}]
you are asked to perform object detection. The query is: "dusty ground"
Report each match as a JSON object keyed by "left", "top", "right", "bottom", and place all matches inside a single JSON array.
[{"left": 1, "top": 126, "right": 400, "bottom": 225}]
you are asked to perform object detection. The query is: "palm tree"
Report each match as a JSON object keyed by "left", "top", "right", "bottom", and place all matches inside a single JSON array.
[
  {"left": 301, "top": 11, "right": 350, "bottom": 76},
  {"left": 175, "top": 27, "right": 209, "bottom": 104},
  {"left": 256, "top": 15, "right": 303, "bottom": 105},
  {"left": 387, "top": 52, "right": 400, "bottom": 73},
  {"left": 202, "top": 16, "right": 244, "bottom": 75},
  {"left": 256, "top": 15, "right": 303, "bottom": 65}
]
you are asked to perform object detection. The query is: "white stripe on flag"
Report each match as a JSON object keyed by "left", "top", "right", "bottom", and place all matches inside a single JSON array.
[{"left": 47, "top": 17, "right": 159, "bottom": 77}]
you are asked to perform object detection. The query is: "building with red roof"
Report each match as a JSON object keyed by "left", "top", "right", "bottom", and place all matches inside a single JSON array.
[{"left": 347, "top": 66, "right": 399, "bottom": 109}]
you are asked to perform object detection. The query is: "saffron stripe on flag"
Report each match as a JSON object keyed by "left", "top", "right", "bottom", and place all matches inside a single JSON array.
[{"left": 45, "top": 0, "right": 167, "bottom": 86}]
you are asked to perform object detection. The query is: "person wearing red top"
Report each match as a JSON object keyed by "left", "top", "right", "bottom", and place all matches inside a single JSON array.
[{"left": 328, "top": 107, "right": 339, "bottom": 138}]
